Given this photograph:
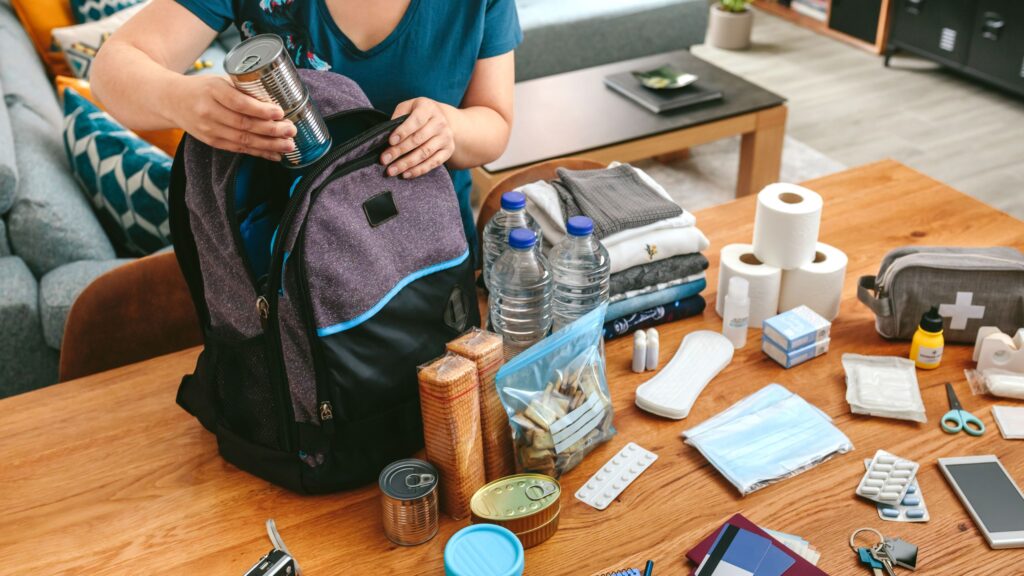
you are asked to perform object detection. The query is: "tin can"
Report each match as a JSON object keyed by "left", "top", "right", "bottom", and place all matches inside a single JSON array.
[
  {"left": 470, "top": 473, "right": 561, "bottom": 548},
  {"left": 225, "top": 34, "right": 331, "bottom": 168},
  {"left": 379, "top": 458, "right": 440, "bottom": 546}
]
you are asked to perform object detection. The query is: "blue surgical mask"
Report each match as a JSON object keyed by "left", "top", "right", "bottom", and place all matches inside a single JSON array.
[{"left": 683, "top": 384, "right": 853, "bottom": 495}]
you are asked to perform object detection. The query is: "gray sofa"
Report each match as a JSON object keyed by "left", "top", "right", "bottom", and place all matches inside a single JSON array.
[{"left": 0, "top": 0, "right": 709, "bottom": 396}]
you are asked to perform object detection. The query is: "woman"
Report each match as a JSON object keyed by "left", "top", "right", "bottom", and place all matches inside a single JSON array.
[{"left": 91, "top": 0, "right": 521, "bottom": 256}]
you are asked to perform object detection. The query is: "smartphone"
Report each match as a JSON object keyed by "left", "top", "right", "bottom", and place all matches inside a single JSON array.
[{"left": 938, "top": 455, "right": 1024, "bottom": 549}]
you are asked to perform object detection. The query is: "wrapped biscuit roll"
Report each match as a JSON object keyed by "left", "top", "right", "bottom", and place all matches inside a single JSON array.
[
  {"left": 418, "top": 353, "right": 486, "bottom": 519},
  {"left": 447, "top": 329, "right": 514, "bottom": 481}
]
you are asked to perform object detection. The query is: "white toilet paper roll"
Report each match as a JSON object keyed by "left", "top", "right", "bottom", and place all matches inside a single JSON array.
[
  {"left": 778, "top": 242, "right": 848, "bottom": 321},
  {"left": 716, "top": 243, "right": 782, "bottom": 326},
  {"left": 752, "top": 183, "right": 823, "bottom": 270}
]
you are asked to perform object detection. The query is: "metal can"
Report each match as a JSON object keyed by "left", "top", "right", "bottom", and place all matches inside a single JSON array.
[
  {"left": 225, "top": 34, "right": 331, "bottom": 168},
  {"left": 470, "top": 473, "right": 561, "bottom": 548},
  {"left": 379, "top": 458, "right": 440, "bottom": 546}
]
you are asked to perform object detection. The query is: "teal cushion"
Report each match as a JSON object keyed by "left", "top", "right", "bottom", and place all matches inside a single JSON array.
[
  {"left": 71, "top": 0, "right": 144, "bottom": 23},
  {"left": 62, "top": 88, "right": 172, "bottom": 256}
]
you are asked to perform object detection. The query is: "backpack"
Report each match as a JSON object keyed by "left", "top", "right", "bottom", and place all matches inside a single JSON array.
[{"left": 169, "top": 70, "right": 479, "bottom": 493}]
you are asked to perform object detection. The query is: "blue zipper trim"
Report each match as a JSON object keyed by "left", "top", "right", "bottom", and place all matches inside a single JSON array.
[{"left": 316, "top": 249, "right": 470, "bottom": 337}]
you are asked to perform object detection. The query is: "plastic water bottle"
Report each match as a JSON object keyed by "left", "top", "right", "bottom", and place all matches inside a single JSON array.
[
  {"left": 550, "top": 216, "right": 610, "bottom": 332},
  {"left": 722, "top": 276, "right": 750, "bottom": 349},
  {"left": 482, "top": 191, "right": 542, "bottom": 292},
  {"left": 489, "top": 228, "right": 552, "bottom": 359}
]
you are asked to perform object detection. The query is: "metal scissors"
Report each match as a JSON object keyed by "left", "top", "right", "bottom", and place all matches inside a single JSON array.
[{"left": 941, "top": 382, "right": 985, "bottom": 436}]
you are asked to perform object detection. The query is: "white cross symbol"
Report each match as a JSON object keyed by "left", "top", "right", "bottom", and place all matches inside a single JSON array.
[{"left": 938, "top": 291, "right": 986, "bottom": 330}]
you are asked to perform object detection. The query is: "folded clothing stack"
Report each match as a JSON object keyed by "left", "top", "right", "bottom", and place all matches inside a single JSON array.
[{"left": 521, "top": 163, "right": 710, "bottom": 339}]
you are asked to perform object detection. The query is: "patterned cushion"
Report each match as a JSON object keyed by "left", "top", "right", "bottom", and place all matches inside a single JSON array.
[
  {"left": 52, "top": 3, "right": 147, "bottom": 77},
  {"left": 62, "top": 88, "right": 172, "bottom": 256},
  {"left": 71, "top": 0, "right": 144, "bottom": 23},
  {"left": 55, "top": 76, "right": 184, "bottom": 156}
]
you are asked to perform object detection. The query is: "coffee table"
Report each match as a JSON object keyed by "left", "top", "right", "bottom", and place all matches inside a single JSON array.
[
  {"left": 4, "top": 161, "right": 1024, "bottom": 575},
  {"left": 472, "top": 50, "right": 788, "bottom": 198}
]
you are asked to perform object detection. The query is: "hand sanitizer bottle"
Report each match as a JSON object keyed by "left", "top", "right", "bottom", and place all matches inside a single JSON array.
[{"left": 722, "top": 276, "right": 750, "bottom": 349}]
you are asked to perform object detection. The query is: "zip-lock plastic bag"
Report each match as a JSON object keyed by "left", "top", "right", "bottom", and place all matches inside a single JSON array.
[
  {"left": 496, "top": 304, "right": 615, "bottom": 478},
  {"left": 965, "top": 368, "right": 1024, "bottom": 400}
]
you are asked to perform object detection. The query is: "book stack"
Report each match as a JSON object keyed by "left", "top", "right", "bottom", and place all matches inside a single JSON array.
[{"left": 790, "top": 0, "right": 827, "bottom": 22}]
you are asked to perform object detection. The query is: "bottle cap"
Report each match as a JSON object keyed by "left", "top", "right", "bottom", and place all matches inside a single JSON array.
[
  {"left": 508, "top": 228, "right": 537, "bottom": 250},
  {"left": 566, "top": 216, "right": 594, "bottom": 237},
  {"left": 728, "top": 276, "right": 749, "bottom": 301},
  {"left": 501, "top": 191, "right": 527, "bottom": 211},
  {"left": 920, "top": 306, "right": 944, "bottom": 332},
  {"left": 444, "top": 524, "right": 524, "bottom": 576}
]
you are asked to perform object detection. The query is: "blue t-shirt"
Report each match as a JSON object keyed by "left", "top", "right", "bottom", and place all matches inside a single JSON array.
[{"left": 177, "top": 0, "right": 522, "bottom": 257}]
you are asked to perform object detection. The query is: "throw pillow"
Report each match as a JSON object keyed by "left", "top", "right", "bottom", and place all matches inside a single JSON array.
[
  {"left": 51, "top": 2, "right": 147, "bottom": 78},
  {"left": 62, "top": 88, "right": 172, "bottom": 256},
  {"left": 70, "top": 0, "right": 144, "bottom": 23},
  {"left": 55, "top": 76, "right": 184, "bottom": 156},
  {"left": 10, "top": 0, "right": 76, "bottom": 77}
]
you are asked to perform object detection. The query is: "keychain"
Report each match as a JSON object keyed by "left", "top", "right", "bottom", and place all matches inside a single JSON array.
[{"left": 849, "top": 527, "right": 918, "bottom": 575}]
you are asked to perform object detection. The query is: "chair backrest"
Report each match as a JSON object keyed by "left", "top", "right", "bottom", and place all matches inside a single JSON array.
[
  {"left": 475, "top": 158, "right": 606, "bottom": 249},
  {"left": 59, "top": 251, "right": 202, "bottom": 381}
]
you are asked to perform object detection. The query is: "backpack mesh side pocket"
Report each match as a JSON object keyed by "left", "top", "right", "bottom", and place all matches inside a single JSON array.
[{"left": 208, "top": 333, "right": 285, "bottom": 450}]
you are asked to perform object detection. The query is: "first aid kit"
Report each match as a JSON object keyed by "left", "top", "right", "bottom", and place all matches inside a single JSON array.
[
  {"left": 635, "top": 330, "right": 734, "bottom": 420},
  {"left": 858, "top": 246, "right": 1024, "bottom": 343},
  {"left": 842, "top": 354, "right": 927, "bottom": 423},
  {"left": 170, "top": 69, "right": 479, "bottom": 493},
  {"left": 575, "top": 442, "right": 658, "bottom": 511},
  {"left": 855, "top": 450, "right": 920, "bottom": 505}
]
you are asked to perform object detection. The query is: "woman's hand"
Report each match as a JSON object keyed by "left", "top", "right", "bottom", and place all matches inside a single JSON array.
[
  {"left": 381, "top": 97, "right": 456, "bottom": 179},
  {"left": 169, "top": 75, "right": 298, "bottom": 161}
]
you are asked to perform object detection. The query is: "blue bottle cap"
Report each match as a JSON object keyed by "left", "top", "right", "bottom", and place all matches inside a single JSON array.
[
  {"left": 444, "top": 524, "right": 524, "bottom": 576},
  {"left": 566, "top": 215, "right": 594, "bottom": 237},
  {"left": 508, "top": 228, "right": 537, "bottom": 250},
  {"left": 501, "top": 191, "right": 527, "bottom": 210}
]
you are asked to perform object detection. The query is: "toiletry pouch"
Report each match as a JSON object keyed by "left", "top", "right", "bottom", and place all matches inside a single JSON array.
[{"left": 858, "top": 246, "right": 1024, "bottom": 343}]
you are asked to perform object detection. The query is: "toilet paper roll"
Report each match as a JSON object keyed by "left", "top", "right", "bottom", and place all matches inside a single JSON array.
[
  {"left": 716, "top": 243, "right": 782, "bottom": 326},
  {"left": 778, "top": 242, "right": 848, "bottom": 321},
  {"left": 752, "top": 183, "right": 823, "bottom": 270}
]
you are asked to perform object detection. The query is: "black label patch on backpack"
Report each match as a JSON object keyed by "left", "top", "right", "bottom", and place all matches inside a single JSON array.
[
  {"left": 363, "top": 191, "right": 398, "bottom": 228},
  {"left": 444, "top": 283, "right": 470, "bottom": 332}
]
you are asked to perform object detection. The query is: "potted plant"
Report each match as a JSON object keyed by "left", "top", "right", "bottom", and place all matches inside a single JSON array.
[{"left": 706, "top": 0, "right": 754, "bottom": 50}]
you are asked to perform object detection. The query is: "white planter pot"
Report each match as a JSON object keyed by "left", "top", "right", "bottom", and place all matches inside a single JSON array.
[{"left": 706, "top": 5, "right": 754, "bottom": 50}]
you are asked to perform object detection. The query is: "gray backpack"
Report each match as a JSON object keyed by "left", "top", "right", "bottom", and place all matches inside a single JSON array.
[{"left": 169, "top": 70, "right": 479, "bottom": 493}]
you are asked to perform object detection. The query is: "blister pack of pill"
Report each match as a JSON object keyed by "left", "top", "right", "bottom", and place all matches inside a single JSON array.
[
  {"left": 863, "top": 459, "right": 930, "bottom": 522},
  {"left": 575, "top": 442, "right": 658, "bottom": 511},
  {"left": 855, "top": 450, "right": 919, "bottom": 505}
]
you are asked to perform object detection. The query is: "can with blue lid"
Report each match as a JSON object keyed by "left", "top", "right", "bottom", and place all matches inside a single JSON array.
[
  {"left": 379, "top": 458, "right": 439, "bottom": 546},
  {"left": 444, "top": 524, "right": 525, "bottom": 576}
]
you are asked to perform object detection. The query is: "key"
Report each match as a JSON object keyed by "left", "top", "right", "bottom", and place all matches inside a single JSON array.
[
  {"left": 884, "top": 537, "right": 919, "bottom": 571},
  {"left": 856, "top": 547, "right": 885, "bottom": 575},
  {"left": 870, "top": 543, "right": 898, "bottom": 576}
]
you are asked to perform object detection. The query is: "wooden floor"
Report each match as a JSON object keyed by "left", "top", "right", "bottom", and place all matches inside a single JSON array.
[{"left": 692, "top": 9, "right": 1024, "bottom": 220}]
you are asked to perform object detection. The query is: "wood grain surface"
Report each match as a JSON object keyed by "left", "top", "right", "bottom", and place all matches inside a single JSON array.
[{"left": 3, "top": 160, "right": 1023, "bottom": 575}]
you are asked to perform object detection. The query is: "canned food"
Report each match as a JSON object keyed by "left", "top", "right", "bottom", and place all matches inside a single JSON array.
[
  {"left": 379, "top": 458, "right": 439, "bottom": 546},
  {"left": 225, "top": 34, "right": 331, "bottom": 168},
  {"left": 515, "top": 511, "right": 560, "bottom": 549},
  {"left": 470, "top": 474, "right": 560, "bottom": 535}
]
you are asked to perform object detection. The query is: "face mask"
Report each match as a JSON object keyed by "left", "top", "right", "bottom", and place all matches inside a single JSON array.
[{"left": 683, "top": 384, "right": 853, "bottom": 496}]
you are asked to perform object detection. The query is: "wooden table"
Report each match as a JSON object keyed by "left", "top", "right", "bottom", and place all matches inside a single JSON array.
[
  {"left": 4, "top": 161, "right": 1024, "bottom": 575},
  {"left": 472, "top": 50, "right": 787, "bottom": 199}
]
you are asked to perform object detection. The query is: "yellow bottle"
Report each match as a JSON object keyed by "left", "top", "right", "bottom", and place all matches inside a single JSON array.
[{"left": 910, "top": 306, "right": 944, "bottom": 369}]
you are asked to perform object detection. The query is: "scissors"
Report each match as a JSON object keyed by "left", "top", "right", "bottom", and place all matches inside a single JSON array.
[{"left": 941, "top": 382, "right": 985, "bottom": 436}]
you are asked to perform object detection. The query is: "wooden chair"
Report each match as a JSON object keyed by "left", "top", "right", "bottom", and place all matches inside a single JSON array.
[
  {"left": 59, "top": 251, "right": 202, "bottom": 382},
  {"left": 475, "top": 157, "right": 605, "bottom": 248}
]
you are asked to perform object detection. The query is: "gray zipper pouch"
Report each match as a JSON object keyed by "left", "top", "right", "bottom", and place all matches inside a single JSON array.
[{"left": 858, "top": 246, "right": 1024, "bottom": 343}]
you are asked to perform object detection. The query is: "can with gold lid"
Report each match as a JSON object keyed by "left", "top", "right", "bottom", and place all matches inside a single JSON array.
[{"left": 470, "top": 473, "right": 560, "bottom": 543}]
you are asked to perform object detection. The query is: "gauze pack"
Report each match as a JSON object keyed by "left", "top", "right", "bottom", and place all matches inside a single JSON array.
[
  {"left": 683, "top": 384, "right": 853, "bottom": 495},
  {"left": 842, "top": 354, "right": 927, "bottom": 423},
  {"left": 635, "top": 330, "right": 733, "bottom": 419}
]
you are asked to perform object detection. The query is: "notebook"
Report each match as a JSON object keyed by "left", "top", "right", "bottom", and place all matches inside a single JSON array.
[
  {"left": 604, "top": 71, "right": 724, "bottom": 114},
  {"left": 687, "top": 514, "right": 827, "bottom": 576}
]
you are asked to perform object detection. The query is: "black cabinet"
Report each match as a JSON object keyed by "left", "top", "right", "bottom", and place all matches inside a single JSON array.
[
  {"left": 830, "top": 0, "right": 883, "bottom": 44},
  {"left": 889, "top": 0, "right": 1024, "bottom": 97}
]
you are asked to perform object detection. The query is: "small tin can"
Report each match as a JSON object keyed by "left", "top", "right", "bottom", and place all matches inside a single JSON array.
[
  {"left": 470, "top": 473, "right": 561, "bottom": 548},
  {"left": 225, "top": 34, "right": 331, "bottom": 168},
  {"left": 379, "top": 458, "right": 440, "bottom": 546}
]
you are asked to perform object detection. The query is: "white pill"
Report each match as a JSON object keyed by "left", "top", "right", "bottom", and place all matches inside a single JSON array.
[
  {"left": 596, "top": 474, "right": 605, "bottom": 481},
  {"left": 865, "top": 479, "right": 884, "bottom": 487},
  {"left": 628, "top": 445, "right": 637, "bottom": 452},
  {"left": 891, "top": 470, "right": 912, "bottom": 478},
  {"left": 877, "top": 455, "right": 897, "bottom": 464},
  {"left": 869, "top": 472, "right": 888, "bottom": 479},
  {"left": 860, "top": 486, "right": 880, "bottom": 495},
  {"left": 880, "top": 492, "right": 901, "bottom": 501},
  {"left": 612, "top": 483, "right": 622, "bottom": 490},
  {"left": 873, "top": 464, "right": 893, "bottom": 472},
  {"left": 894, "top": 462, "right": 916, "bottom": 470}
]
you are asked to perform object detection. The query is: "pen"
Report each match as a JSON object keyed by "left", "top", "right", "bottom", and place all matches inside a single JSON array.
[{"left": 643, "top": 560, "right": 654, "bottom": 576}]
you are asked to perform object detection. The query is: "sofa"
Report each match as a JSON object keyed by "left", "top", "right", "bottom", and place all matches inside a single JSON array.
[{"left": 0, "top": 0, "right": 709, "bottom": 396}]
